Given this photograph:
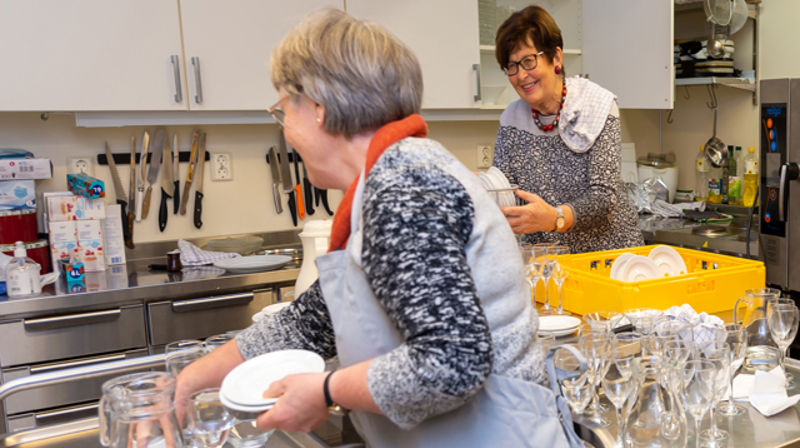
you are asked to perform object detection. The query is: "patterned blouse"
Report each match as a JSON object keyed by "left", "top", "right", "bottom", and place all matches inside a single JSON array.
[{"left": 493, "top": 78, "right": 643, "bottom": 253}]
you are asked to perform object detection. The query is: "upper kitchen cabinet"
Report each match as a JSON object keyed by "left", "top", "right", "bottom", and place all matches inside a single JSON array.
[
  {"left": 0, "top": 0, "right": 185, "bottom": 111},
  {"left": 346, "top": 0, "right": 481, "bottom": 109},
  {"left": 179, "top": 0, "right": 342, "bottom": 110}
]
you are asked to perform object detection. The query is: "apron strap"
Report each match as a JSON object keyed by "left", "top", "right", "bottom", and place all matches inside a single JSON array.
[{"left": 545, "top": 344, "right": 589, "bottom": 448}]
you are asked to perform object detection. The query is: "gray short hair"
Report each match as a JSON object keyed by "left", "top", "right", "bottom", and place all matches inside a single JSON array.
[{"left": 270, "top": 9, "right": 423, "bottom": 138}]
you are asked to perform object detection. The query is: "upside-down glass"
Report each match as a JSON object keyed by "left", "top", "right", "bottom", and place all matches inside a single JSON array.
[
  {"left": 681, "top": 360, "right": 716, "bottom": 448},
  {"left": 549, "top": 245, "right": 571, "bottom": 315},
  {"left": 718, "top": 323, "right": 747, "bottom": 416},
  {"left": 767, "top": 302, "right": 800, "bottom": 385},
  {"left": 183, "top": 388, "right": 235, "bottom": 448},
  {"left": 578, "top": 333, "right": 613, "bottom": 426}
]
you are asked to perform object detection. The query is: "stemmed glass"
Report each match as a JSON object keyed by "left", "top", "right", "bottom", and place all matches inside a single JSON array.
[
  {"left": 549, "top": 245, "right": 571, "bottom": 315},
  {"left": 601, "top": 345, "right": 637, "bottom": 447},
  {"left": 554, "top": 347, "right": 593, "bottom": 416},
  {"left": 183, "top": 388, "right": 235, "bottom": 448},
  {"left": 540, "top": 244, "right": 557, "bottom": 315},
  {"left": 767, "top": 301, "right": 800, "bottom": 386},
  {"left": 697, "top": 346, "right": 731, "bottom": 445},
  {"left": 578, "top": 332, "right": 613, "bottom": 426},
  {"left": 681, "top": 359, "right": 716, "bottom": 448},
  {"left": 529, "top": 243, "right": 552, "bottom": 314},
  {"left": 583, "top": 311, "right": 623, "bottom": 335},
  {"left": 718, "top": 323, "right": 747, "bottom": 416}
]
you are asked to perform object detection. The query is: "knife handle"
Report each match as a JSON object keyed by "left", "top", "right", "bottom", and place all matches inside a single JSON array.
[
  {"left": 125, "top": 212, "right": 135, "bottom": 249},
  {"left": 193, "top": 191, "right": 204, "bottom": 229},
  {"left": 271, "top": 184, "right": 283, "bottom": 214},
  {"left": 287, "top": 192, "right": 298, "bottom": 227},
  {"left": 159, "top": 189, "right": 169, "bottom": 232},
  {"left": 173, "top": 180, "right": 180, "bottom": 214},
  {"left": 294, "top": 184, "right": 305, "bottom": 220},
  {"left": 141, "top": 186, "right": 153, "bottom": 220},
  {"left": 320, "top": 189, "right": 334, "bottom": 216},
  {"left": 303, "top": 178, "right": 315, "bottom": 215},
  {"left": 118, "top": 200, "right": 132, "bottom": 247},
  {"left": 135, "top": 187, "right": 144, "bottom": 222},
  {"left": 314, "top": 185, "right": 321, "bottom": 207}
]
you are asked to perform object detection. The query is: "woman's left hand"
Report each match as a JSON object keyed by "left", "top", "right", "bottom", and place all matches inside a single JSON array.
[
  {"left": 500, "top": 189, "right": 557, "bottom": 234},
  {"left": 256, "top": 372, "right": 331, "bottom": 433}
]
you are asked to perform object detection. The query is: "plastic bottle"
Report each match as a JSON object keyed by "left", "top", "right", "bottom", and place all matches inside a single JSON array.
[
  {"left": 5, "top": 241, "right": 42, "bottom": 297},
  {"left": 742, "top": 146, "right": 759, "bottom": 207},
  {"left": 732, "top": 146, "right": 744, "bottom": 205},
  {"left": 695, "top": 145, "right": 710, "bottom": 201},
  {"left": 726, "top": 146, "right": 741, "bottom": 205},
  {"left": 721, "top": 145, "right": 733, "bottom": 204}
]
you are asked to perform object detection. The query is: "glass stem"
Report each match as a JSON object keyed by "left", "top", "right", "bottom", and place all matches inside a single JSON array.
[
  {"left": 693, "top": 415, "right": 702, "bottom": 448},
  {"left": 615, "top": 407, "right": 624, "bottom": 447},
  {"left": 709, "top": 406, "right": 718, "bottom": 435},
  {"left": 556, "top": 283, "right": 563, "bottom": 313}
]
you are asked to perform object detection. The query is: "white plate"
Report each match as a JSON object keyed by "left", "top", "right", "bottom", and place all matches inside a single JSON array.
[
  {"left": 619, "top": 255, "right": 661, "bottom": 282},
  {"left": 648, "top": 245, "right": 688, "bottom": 277},
  {"left": 538, "top": 315, "right": 582, "bottom": 337},
  {"left": 609, "top": 253, "right": 636, "bottom": 281},
  {"left": 220, "top": 390, "right": 274, "bottom": 413},
  {"left": 221, "top": 349, "right": 325, "bottom": 407},
  {"left": 214, "top": 255, "right": 293, "bottom": 273}
]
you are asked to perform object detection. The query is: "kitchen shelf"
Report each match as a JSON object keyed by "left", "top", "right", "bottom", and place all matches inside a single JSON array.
[{"left": 675, "top": 76, "right": 756, "bottom": 92}]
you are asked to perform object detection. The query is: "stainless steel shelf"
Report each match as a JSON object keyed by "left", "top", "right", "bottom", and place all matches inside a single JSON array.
[{"left": 675, "top": 76, "right": 756, "bottom": 92}]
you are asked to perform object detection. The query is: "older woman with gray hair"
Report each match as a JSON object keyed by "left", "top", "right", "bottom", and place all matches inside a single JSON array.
[{"left": 175, "top": 8, "right": 583, "bottom": 447}]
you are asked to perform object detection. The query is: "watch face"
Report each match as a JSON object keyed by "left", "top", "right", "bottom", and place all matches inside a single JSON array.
[{"left": 556, "top": 217, "right": 565, "bottom": 230}]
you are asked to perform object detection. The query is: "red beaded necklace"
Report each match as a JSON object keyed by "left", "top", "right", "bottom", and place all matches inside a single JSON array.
[{"left": 531, "top": 84, "right": 567, "bottom": 132}]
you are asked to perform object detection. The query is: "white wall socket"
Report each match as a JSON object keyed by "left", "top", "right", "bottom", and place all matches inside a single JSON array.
[
  {"left": 476, "top": 144, "right": 493, "bottom": 169},
  {"left": 210, "top": 152, "right": 233, "bottom": 181},
  {"left": 67, "top": 157, "right": 94, "bottom": 176}
]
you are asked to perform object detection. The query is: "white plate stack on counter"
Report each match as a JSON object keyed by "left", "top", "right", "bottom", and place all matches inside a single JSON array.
[
  {"left": 477, "top": 167, "right": 517, "bottom": 207},
  {"left": 609, "top": 245, "right": 688, "bottom": 283}
]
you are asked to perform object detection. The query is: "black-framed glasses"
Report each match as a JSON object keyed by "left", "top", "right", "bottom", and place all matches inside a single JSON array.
[
  {"left": 267, "top": 97, "right": 287, "bottom": 127},
  {"left": 504, "top": 51, "right": 545, "bottom": 76}
]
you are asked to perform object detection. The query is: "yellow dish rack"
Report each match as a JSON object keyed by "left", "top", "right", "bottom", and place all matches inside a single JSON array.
[{"left": 554, "top": 245, "right": 765, "bottom": 316}]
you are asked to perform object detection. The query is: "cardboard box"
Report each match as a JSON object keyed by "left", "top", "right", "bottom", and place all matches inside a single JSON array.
[
  {"left": 67, "top": 173, "right": 105, "bottom": 199},
  {"left": 0, "top": 180, "right": 36, "bottom": 210},
  {"left": 76, "top": 220, "right": 105, "bottom": 272},
  {"left": 104, "top": 204, "right": 126, "bottom": 265},
  {"left": 48, "top": 221, "right": 77, "bottom": 268},
  {"left": 47, "top": 195, "right": 105, "bottom": 221},
  {"left": 0, "top": 159, "right": 53, "bottom": 180}
]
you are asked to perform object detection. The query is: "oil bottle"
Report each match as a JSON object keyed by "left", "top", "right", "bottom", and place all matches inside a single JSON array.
[
  {"left": 695, "top": 145, "right": 710, "bottom": 201},
  {"left": 742, "top": 146, "right": 759, "bottom": 207}
]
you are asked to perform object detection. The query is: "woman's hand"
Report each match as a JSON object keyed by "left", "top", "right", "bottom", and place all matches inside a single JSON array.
[
  {"left": 256, "top": 372, "right": 331, "bottom": 433},
  {"left": 500, "top": 189, "right": 557, "bottom": 234}
]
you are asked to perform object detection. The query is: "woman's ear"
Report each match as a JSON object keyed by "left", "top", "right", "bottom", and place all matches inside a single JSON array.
[
  {"left": 553, "top": 47, "right": 563, "bottom": 72},
  {"left": 315, "top": 102, "right": 325, "bottom": 126}
]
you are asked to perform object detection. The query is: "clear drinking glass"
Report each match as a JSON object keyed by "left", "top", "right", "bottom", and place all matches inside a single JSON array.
[
  {"left": 681, "top": 360, "right": 716, "bottom": 448},
  {"left": 663, "top": 339, "right": 694, "bottom": 396},
  {"left": 697, "top": 346, "right": 731, "bottom": 444},
  {"left": 531, "top": 243, "right": 551, "bottom": 314},
  {"left": 767, "top": 302, "right": 800, "bottom": 386},
  {"left": 554, "top": 347, "right": 593, "bottom": 415},
  {"left": 578, "top": 332, "right": 613, "bottom": 426},
  {"left": 549, "top": 245, "right": 570, "bottom": 315},
  {"left": 601, "top": 348, "right": 637, "bottom": 448},
  {"left": 165, "top": 339, "right": 208, "bottom": 377},
  {"left": 583, "top": 311, "right": 623, "bottom": 335},
  {"left": 718, "top": 323, "right": 747, "bottom": 416},
  {"left": 183, "top": 388, "right": 235, "bottom": 448},
  {"left": 539, "top": 244, "right": 557, "bottom": 315},
  {"left": 204, "top": 333, "right": 236, "bottom": 351}
]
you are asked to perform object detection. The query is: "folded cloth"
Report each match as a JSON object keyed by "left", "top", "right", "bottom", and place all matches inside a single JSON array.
[
  {"left": 651, "top": 199, "right": 705, "bottom": 218},
  {"left": 662, "top": 304, "right": 725, "bottom": 348},
  {"left": 178, "top": 239, "right": 240, "bottom": 267},
  {"left": 180, "top": 266, "right": 227, "bottom": 280},
  {"left": 735, "top": 367, "right": 800, "bottom": 417}
]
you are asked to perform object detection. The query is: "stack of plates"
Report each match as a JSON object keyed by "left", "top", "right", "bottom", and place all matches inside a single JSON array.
[
  {"left": 477, "top": 167, "right": 517, "bottom": 207},
  {"left": 538, "top": 315, "right": 582, "bottom": 337},
  {"left": 220, "top": 350, "right": 325, "bottom": 412},
  {"left": 609, "top": 245, "right": 688, "bottom": 282}
]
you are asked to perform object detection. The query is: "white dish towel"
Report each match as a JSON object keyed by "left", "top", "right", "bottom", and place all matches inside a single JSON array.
[
  {"left": 732, "top": 367, "right": 800, "bottom": 417},
  {"left": 178, "top": 239, "right": 240, "bottom": 267}
]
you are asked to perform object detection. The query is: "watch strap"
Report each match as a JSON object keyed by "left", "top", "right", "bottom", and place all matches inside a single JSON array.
[{"left": 323, "top": 370, "right": 335, "bottom": 407}]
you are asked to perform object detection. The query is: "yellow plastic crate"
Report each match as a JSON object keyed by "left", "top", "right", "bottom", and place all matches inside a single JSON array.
[{"left": 557, "top": 245, "right": 765, "bottom": 316}]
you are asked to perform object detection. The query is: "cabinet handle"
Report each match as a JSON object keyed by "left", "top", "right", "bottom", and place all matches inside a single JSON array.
[
  {"left": 35, "top": 403, "right": 99, "bottom": 424},
  {"left": 23, "top": 309, "right": 122, "bottom": 331},
  {"left": 170, "top": 54, "right": 182, "bottom": 103},
  {"left": 472, "top": 64, "right": 481, "bottom": 102},
  {"left": 29, "top": 352, "right": 128, "bottom": 374},
  {"left": 191, "top": 56, "right": 204, "bottom": 104},
  {"left": 171, "top": 292, "right": 254, "bottom": 312}
]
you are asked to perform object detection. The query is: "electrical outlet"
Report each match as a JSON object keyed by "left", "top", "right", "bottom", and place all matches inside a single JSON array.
[
  {"left": 476, "top": 145, "right": 493, "bottom": 169},
  {"left": 210, "top": 152, "right": 233, "bottom": 181},
  {"left": 67, "top": 157, "right": 94, "bottom": 176}
]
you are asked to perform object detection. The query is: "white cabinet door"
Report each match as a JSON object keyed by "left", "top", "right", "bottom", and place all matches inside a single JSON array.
[
  {"left": 582, "top": 0, "right": 674, "bottom": 109},
  {"left": 346, "top": 0, "right": 481, "bottom": 109},
  {"left": 180, "top": 0, "right": 342, "bottom": 111},
  {"left": 0, "top": 0, "right": 185, "bottom": 111}
]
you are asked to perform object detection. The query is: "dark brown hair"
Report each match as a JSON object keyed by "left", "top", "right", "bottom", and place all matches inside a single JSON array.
[{"left": 495, "top": 6, "right": 564, "bottom": 75}]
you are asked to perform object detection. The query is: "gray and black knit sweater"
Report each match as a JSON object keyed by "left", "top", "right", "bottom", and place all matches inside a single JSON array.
[{"left": 236, "top": 137, "right": 542, "bottom": 429}]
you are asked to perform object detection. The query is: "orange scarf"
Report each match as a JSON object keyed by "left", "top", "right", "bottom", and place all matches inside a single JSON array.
[{"left": 328, "top": 114, "right": 428, "bottom": 252}]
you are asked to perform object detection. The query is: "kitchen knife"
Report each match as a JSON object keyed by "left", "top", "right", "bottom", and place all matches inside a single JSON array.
[
  {"left": 193, "top": 131, "right": 207, "bottom": 229},
  {"left": 180, "top": 131, "right": 200, "bottom": 216},
  {"left": 267, "top": 146, "right": 283, "bottom": 214},
  {"left": 142, "top": 127, "right": 166, "bottom": 220},
  {"left": 302, "top": 158, "right": 314, "bottom": 216},
  {"left": 172, "top": 133, "right": 180, "bottom": 215},
  {"left": 104, "top": 141, "right": 133, "bottom": 248},
  {"left": 159, "top": 133, "right": 175, "bottom": 232},
  {"left": 277, "top": 130, "right": 297, "bottom": 226},
  {"left": 135, "top": 130, "right": 150, "bottom": 222},
  {"left": 292, "top": 148, "right": 305, "bottom": 221},
  {"left": 127, "top": 136, "right": 136, "bottom": 248}
]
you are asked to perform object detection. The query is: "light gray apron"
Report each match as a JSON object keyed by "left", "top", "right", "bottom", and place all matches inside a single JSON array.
[{"left": 316, "top": 170, "right": 585, "bottom": 448}]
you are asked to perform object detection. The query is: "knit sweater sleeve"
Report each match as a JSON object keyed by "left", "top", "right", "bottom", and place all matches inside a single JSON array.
[{"left": 360, "top": 161, "right": 493, "bottom": 429}]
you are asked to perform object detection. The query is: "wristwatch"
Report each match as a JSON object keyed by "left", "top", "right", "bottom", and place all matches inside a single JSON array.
[
  {"left": 554, "top": 206, "right": 566, "bottom": 232},
  {"left": 323, "top": 371, "right": 350, "bottom": 416}
]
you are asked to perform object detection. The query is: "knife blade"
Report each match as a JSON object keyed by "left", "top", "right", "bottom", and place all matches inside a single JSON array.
[
  {"left": 135, "top": 130, "right": 150, "bottom": 222},
  {"left": 126, "top": 136, "right": 136, "bottom": 248},
  {"left": 172, "top": 133, "right": 180, "bottom": 215},
  {"left": 142, "top": 127, "right": 166, "bottom": 220},
  {"left": 301, "top": 159, "right": 314, "bottom": 216},
  {"left": 193, "top": 132, "right": 207, "bottom": 229},
  {"left": 292, "top": 148, "right": 305, "bottom": 221},
  {"left": 180, "top": 131, "right": 200, "bottom": 216},
  {"left": 267, "top": 147, "right": 283, "bottom": 214},
  {"left": 277, "top": 130, "right": 297, "bottom": 226},
  {"left": 159, "top": 133, "right": 175, "bottom": 232},
  {"left": 104, "top": 141, "right": 133, "bottom": 248}
]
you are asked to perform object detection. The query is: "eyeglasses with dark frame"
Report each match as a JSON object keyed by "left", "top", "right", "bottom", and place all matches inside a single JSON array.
[
  {"left": 504, "top": 51, "right": 545, "bottom": 76},
  {"left": 267, "top": 97, "right": 288, "bottom": 127}
]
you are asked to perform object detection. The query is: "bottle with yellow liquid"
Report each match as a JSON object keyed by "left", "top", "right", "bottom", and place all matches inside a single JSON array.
[
  {"left": 695, "top": 145, "right": 709, "bottom": 201},
  {"left": 742, "top": 146, "right": 759, "bottom": 207}
]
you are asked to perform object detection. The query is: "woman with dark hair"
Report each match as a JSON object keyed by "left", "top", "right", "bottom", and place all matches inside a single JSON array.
[{"left": 493, "top": 6, "right": 643, "bottom": 254}]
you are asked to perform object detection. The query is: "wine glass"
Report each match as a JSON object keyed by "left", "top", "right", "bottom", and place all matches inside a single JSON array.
[
  {"left": 767, "top": 301, "right": 800, "bottom": 386},
  {"left": 183, "top": 388, "right": 235, "bottom": 448},
  {"left": 601, "top": 347, "right": 637, "bottom": 447},
  {"left": 662, "top": 338, "right": 694, "bottom": 396},
  {"left": 554, "top": 347, "right": 593, "bottom": 415},
  {"left": 583, "top": 311, "right": 623, "bottom": 335},
  {"left": 697, "top": 346, "right": 731, "bottom": 445},
  {"left": 530, "top": 243, "right": 552, "bottom": 314},
  {"left": 718, "top": 323, "right": 747, "bottom": 416},
  {"left": 539, "top": 244, "right": 557, "bottom": 315},
  {"left": 578, "top": 332, "right": 613, "bottom": 426},
  {"left": 681, "top": 360, "right": 716, "bottom": 448},
  {"left": 549, "top": 245, "right": 570, "bottom": 315}
]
